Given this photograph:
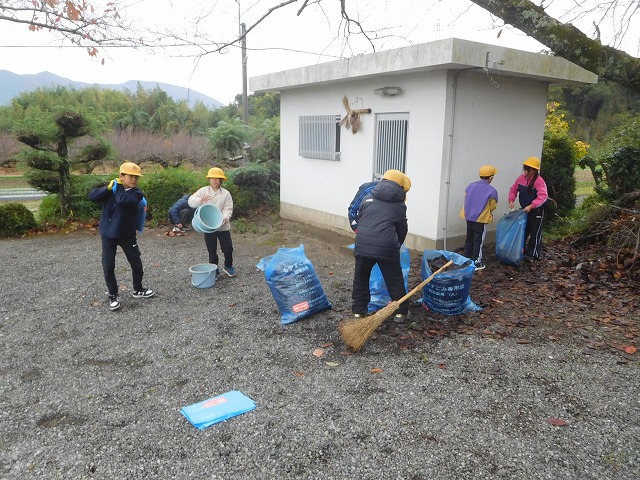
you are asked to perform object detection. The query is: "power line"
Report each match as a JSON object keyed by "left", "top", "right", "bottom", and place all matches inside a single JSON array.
[{"left": 0, "top": 42, "right": 345, "bottom": 59}]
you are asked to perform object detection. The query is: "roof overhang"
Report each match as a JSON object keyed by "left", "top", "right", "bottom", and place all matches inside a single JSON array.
[{"left": 250, "top": 37, "right": 598, "bottom": 94}]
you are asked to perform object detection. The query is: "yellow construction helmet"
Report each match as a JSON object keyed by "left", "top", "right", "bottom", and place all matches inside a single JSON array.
[
  {"left": 523, "top": 157, "right": 541, "bottom": 170},
  {"left": 206, "top": 167, "right": 227, "bottom": 180},
  {"left": 479, "top": 165, "right": 497, "bottom": 177},
  {"left": 119, "top": 162, "right": 142, "bottom": 176},
  {"left": 383, "top": 169, "right": 411, "bottom": 192}
]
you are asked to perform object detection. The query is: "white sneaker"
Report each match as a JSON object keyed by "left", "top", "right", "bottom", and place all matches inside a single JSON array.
[
  {"left": 108, "top": 295, "right": 120, "bottom": 311},
  {"left": 132, "top": 288, "right": 155, "bottom": 298}
]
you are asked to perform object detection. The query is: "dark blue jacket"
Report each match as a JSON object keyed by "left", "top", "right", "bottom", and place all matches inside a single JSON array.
[
  {"left": 353, "top": 179, "right": 408, "bottom": 261},
  {"left": 168, "top": 195, "right": 194, "bottom": 224},
  {"left": 89, "top": 184, "right": 144, "bottom": 239}
]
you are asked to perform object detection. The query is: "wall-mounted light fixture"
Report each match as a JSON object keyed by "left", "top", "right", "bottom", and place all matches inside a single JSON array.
[{"left": 374, "top": 86, "right": 403, "bottom": 97}]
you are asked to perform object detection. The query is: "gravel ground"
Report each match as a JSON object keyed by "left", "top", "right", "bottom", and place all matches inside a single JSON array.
[{"left": 1, "top": 219, "right": 638, "bottom": 479}]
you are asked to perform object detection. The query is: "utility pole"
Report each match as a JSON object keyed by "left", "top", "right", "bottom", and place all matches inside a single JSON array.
[{"left": 241, "top": 22, "right": 248, "bottom": 125}]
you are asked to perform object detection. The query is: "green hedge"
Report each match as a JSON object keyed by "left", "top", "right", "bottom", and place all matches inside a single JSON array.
[{"left": 0, "top": 202, "right": 37, "bottom": 237}]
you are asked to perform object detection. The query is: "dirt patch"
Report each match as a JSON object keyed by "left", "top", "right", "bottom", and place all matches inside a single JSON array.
[{"left": 277, "top": 219, "right": 639, "bottom": 359}]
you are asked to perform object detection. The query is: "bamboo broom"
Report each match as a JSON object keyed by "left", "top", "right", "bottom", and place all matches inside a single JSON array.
[{"left": 339, "top": 260, "right": 454, "bottom": 351}]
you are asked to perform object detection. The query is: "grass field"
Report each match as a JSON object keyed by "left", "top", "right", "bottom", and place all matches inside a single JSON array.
[
  {"left": 0, "top": 176, "right": 42, "bottom": 215},
  {"left": 575, "top": 167, "right": 595, "bottom": 197},
  {"left": 0, "top": 175, "right": 30, "bottom": 189}
]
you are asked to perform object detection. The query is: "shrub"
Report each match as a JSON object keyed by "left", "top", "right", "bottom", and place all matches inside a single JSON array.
[
  {"left": 542, "top": 133, "right": 577, "bottom": 218},
  {"left": 69, "top": 175, "right": 109, "bottom": 221},
  {"left": 138, "top": 168, "right": 204, "bottom": 225},
  {"left": 594, "top": 146, "right": 640, "bottom": 201},
  {"left": 226, "top": 162, "right": 280, "bottom": 215},
  {"left": 39, "top": 195, "right": 64, "bottom": 225},
  {"left": 225, "top": 181, "right": 256, "bottom": 217},
  {"left": 0, "top": 202, "right": 37, "bottom": 236}
]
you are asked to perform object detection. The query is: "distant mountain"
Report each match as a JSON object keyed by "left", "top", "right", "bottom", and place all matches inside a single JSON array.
[{"left": 0, "top": 70, "right": 224, "bottom": 109}]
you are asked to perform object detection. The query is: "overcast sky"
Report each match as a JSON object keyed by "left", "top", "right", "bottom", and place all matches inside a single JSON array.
[{"left": 1, "top": 0, "right": 637, "bottom": 105}]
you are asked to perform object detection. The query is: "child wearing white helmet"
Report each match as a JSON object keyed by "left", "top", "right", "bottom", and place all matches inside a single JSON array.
[{"left": 188, "top": 167, "right": 236, "bottom": 277}]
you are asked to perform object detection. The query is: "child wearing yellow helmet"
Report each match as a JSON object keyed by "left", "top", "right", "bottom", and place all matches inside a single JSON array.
[
  {"left": 460, "top": 165, "right": 499, "bottom": 270},
  {"left": 351, "top": 169, "right": 411, "bottom": 323},
  {"left": 188, "top": 167, "right": 237, "bottom": 277},
  {"left": 508, "top": 157, "right": 549, "bottom": 261},
  {"left": 89, "top": 161, "right": 155, "bottom": 311}
]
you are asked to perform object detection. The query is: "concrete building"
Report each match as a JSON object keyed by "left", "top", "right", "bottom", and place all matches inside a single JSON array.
[{"left": 250, "top": 38, "right": 597, "bottom": 250}]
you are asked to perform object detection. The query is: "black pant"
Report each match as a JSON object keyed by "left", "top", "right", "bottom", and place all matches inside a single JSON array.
[
  {"left": 352, "top": 256, "right": 408, "bottom": 316},
  {"left": 178, "top": 208, "right": 194, "bottom": 226},
  {"left": 204, "top": 230, "right": 233, "bottom": 267},
  {"left": 464, "top": 220, "right": 487, "bottom": 263},
  {"left": 525, "top": 208, "right": 545, "bottom": 259},
  {"left": 101, "top": 236, "right": 143, "bottom": 296}
]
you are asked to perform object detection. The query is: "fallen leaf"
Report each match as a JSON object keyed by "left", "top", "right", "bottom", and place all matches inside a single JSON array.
[
  {"left": 625, "top": 346, "right": 637, "bottom": 355},
  {"left": 312, "top": 348, "right": 324, "bottom": 357},
  {"left": 320, "top": 342, "right": 334, "bottom": 348},
  {"left": 293, "top": 371, "right": 305, "bottom": 378},
  {"left": 325, "top": 361, "right": 340, "bottom": 367},
  {"left": 437, "top": 363, "right": 447, "bottom": 369},
  {"left": 370, "top": 368, "right": 384, "bottom": 373},
  {"left": 546, "top": 418, "right": 568, "bottom": 427},
  {"left": 516, "top": 340, "right": 531, "bottom": 344}
]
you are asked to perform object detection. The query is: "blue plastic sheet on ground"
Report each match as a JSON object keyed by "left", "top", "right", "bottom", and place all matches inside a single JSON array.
[
  {"left": 256, "top": 244, "right": 332, "bottom": 325},
  {"left": 495, "top": 210, "right": 527, "bottom": 266},
  {"left": 181, "top": 391, "right": 255, "bottom": 430},
  {"left": 420, "top": 250, "right": 481, "bottom": 316}
]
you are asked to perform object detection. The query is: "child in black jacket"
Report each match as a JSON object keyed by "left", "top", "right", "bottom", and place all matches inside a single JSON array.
[
  {"left": 89, "top": 162, "right": 155, "bottom": 311},
  {"left": 352, "top": 169, "right": 411, "bottom": 322}
]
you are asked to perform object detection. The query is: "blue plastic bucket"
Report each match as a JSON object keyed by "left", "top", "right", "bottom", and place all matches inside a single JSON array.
[
  {"left": 189, "top": 264, "right": 218, "bottom": 288},
  {"left": 192, "top": 205, "right": 223, "bottom": 233}
]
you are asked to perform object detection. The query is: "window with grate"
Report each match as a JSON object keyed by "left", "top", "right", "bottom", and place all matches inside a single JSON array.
[
  {"left": 299, "top": 115, "right": 341, "bottom": 160},
  {"left": 373, "top": 113, "right": 409, "bottom": 178}
]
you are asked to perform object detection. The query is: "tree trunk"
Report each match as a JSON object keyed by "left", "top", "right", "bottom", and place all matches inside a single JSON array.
[
  {"left": 470, "top": 0, "right": 640, "bottom": 94},
  {"left": 57, "top": 136, "right": 71, "bottom": 218}
]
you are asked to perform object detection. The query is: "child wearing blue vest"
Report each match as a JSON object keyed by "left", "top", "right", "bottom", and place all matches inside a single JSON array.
[
  {"left": 89, "top": 162, "right": 155, "bottom": 311},
  {"left": 460, "top": 165, "right": 499, "bottom": 270}
]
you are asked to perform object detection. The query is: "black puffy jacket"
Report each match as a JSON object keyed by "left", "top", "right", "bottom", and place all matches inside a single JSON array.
[{"left": 353, "top": 179, "right": 408, "bottom": 261}]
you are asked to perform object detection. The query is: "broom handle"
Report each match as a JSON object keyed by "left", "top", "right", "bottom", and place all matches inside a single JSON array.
[{"left": 396, "top": 259, "right": 454, "bottom": 304}]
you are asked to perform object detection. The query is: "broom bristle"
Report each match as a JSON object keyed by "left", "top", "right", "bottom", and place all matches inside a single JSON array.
[{"left": 338, "top": 301, "right": 400, "bottom": 351}]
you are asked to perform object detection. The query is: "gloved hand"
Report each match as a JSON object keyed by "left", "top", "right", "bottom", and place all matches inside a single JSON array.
[{"left": 107, "top": 178, "right": 122, "bottom": 191}]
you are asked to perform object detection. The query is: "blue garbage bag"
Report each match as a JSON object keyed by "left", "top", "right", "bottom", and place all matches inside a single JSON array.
[
  {"left": 346, "top": 244, "right": 411, "bottom": 314},
  {"left": 256, "top": 244, "right": 332, "bottom": 325},
  {"left": 368, "top": 245, "right": 410, "bottom": 314},
  {"left": 420, "top": 250, "right": 481, "bottom": 316},
  {"left": 495, "top": 210, "right": 527, "bottom": 266}
]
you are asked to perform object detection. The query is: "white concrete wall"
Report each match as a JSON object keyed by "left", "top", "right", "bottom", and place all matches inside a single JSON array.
[
  {"left": 279, "top": 69, "right": 548, "bottom": 250},
  {"left": 280, "top": 72, "right": 450, "bottom": 242},
  {"left": 441, "top": 71, "right": 548, "bottom": 247}
]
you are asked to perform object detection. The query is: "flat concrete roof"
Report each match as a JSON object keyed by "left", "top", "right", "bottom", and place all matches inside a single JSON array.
[{"left": 250, "top": 37, "right": 598, "bottom": 93}]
